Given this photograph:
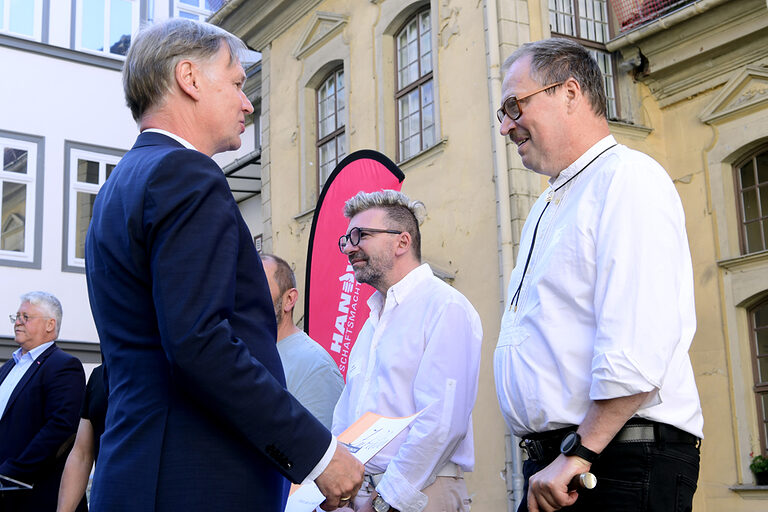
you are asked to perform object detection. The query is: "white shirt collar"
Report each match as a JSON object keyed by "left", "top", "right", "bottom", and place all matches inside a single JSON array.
[
  {"left": 366, "top": 263, "right": 433, "bottom": 315},
  {"left": 549, "top": 135, "right": 617, "bottom": 189},
  {"left": 142, "top": 128, "right": 198, "bottom": 151},
  {"left": 12, "top": 340, "right": 55, "bottom": 363}
]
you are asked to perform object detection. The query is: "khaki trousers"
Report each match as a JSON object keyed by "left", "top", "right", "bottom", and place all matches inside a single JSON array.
[{"left": 336, "top": 475, "right": 471, "bottom": 512}]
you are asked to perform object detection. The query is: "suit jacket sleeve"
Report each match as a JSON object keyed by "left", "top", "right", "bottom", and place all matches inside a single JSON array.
[
  {"left": 0, "top": 351, "right": 85, "bottom": 481},
  {"left": 144, "top": 149, "right": 330, "bottom": 482}
]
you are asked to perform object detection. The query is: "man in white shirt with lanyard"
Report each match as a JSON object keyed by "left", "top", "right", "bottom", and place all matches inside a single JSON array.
[
  {"left": 333, "top": 190, "right": 482, "bottom": 512},
  {"left": 493, "top": 38, "right": 703, "bottom": 512}
]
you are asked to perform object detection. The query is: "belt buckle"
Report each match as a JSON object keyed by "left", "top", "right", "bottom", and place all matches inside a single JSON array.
[{"left": 523, "top": 438, "right": 545, "bottom": 461}]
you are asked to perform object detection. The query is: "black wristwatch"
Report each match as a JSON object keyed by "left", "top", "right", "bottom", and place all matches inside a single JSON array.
[{"left": 560, "top": 431, "right": 599, "bottom": 463}]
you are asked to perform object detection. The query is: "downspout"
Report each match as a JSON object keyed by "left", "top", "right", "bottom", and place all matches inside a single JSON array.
[{"left": 482, "top": 1, "right": 522, "bottom": 511}]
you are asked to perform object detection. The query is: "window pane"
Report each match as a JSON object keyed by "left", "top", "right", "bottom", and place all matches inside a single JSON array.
[
  {"left": 336, "top": 134, "right": 346, "bottom": 163},
  {"left": 3, "top": 148, "right": 27, "bottom": 174},
  {"left": 109, "top": 0, "right": 132, "bottom": 55},
  {"left": 78, "top": 159, "right": 100, "bottom": 184},
  {"left": 75, "top": 192, "right": 96, "bottom": 259},
  {"left": 1, "top": 181, "right": 26, "bottom": 252},
  {"left": 758, "top": 152, "right": 768, "bottom": 184},
  {"left": 746, "top": 221, "right": 764, "bottom": 253},
  {"left": 757, "top": 328, "right": 768, "bottom": 357},
  {"left": 179, "top": 0, "right": 197, "bottom": 5},
  {"left": 741, "top": 160, "right": 756, "bottom": 188},
  {"left": 9, "top": 0, "right": 35, "bottom": 36},
  {"left": 82, "top": 0, "right": 106, "bottom": 52},
  {"left": 178, "top": 10, "right": 199, "bottom": 20},
  {"left": 744, "top": 189, "right": 759, "bottom": 221},
  {"left": 757, "top": 304, "right": 768, "bottom": 328},
  {"left": 106, "top": 163, "right": 115, "bottom": 180}
]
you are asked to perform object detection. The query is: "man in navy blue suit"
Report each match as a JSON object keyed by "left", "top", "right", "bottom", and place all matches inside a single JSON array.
[
  {"left": 85, "top": 18, "right": 363, "bottom": 512},
  {"left": 0, "top": 292, "right": 85, "bottom": 511}
]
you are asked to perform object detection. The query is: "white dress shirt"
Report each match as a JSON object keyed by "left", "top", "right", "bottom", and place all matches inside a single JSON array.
[
  {"left": 494, "top": 135, "right": 704, "bottom": 439},
  {"left": 332, "top": 263, "right": 482, "bottom": 512},
  {"left": 0, "top": 341, "right": 55, "bottom": 419}
]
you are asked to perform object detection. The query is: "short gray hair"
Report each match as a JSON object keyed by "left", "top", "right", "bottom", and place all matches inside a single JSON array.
[
  {"left": 343, "top": 190, "right": 426, "bottom": 260},
  {"left": 503, "top": 38, "right": 608, "bottom": 119},
  {"left": 20, "top": 291, "right": 63, "bottom": 337},
  {"left": 123, "top": 18, "right": 247, "bottom": 122}
]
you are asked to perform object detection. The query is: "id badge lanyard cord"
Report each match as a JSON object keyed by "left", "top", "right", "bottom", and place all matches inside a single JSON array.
[{"left": 509, "top": 144, "right": 617, "bottom": 312}]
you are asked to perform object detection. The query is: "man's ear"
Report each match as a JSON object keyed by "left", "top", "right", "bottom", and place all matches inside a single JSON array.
[
  {"left": 46, "top": 318, "right": 56, "bottom": 335},
  {"left": 175, "top": 59, "right": 201, "bottom": 100},
  {"left": 394, "top": 231, "right": 412, "bottom": 257},
  {"left": 563, "top": 76, "right": 582, "bottom": 113},
  {"left": 283, "top": 288, "right": 299, "bottom": 313}
]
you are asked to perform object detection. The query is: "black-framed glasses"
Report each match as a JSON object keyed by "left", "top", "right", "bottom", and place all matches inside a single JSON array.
[
  {"left": 496, "top": 81, "right": 564, "bottom": 123},
  {"left": 338, "top": 227, "right": 403, "bottom": 252},
  {"left": 9, "top": 313, "right": 49, "bottom": 325}
]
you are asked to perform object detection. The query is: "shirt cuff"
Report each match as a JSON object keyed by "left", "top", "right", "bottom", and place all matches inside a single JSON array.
[
  {"left": 376, "top": 464, "right": 428, "bottom": 512},
  {"left": 590, "top": 351, "right": 660, "bottom": 405},
  {"left": 303, "top": 436, "right": 337, "bottom": 484}
]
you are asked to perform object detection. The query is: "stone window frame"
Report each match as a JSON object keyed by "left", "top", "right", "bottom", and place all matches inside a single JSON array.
[
  {"left": 71, "top": 0, "right": 141, "bottom": 58},
  {"left": 316, "top": 66, "right": 346, "bottom": 190},
  {"left": 393, "top": 7, "right": 435, "bottom": 162},
  {"left": 733, "top": 144, "right": 768, "bottom": 255},
  {"left": 374, "top": 0, "right": 441, "bottom": 164},
  {"left": 748, "top": 297, "right": 768, "bottom": 456},
  {"left": 62, "top": 141, "right": 124, "bottom": 273},
  {"left": 0, "top": 130, "right": 44, "bottom": 269},
  {"left": 547, "top": 0, "right": 621, "bottom": 119}
]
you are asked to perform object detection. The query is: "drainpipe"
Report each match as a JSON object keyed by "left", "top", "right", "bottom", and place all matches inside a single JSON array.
[{"left": 482, "top": 1, "right": 522, "bottom": 511}]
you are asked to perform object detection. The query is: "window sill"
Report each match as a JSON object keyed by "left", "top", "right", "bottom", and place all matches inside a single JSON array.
[
  {"left": 397, "top": 138, "right": 448, "bottom": 170},
  {"left": 718, "top": 250, "right": 768, "bottom": 271},
  {"left": 730, "top": 484, "right": 768, "bottom": 498},
  {"left": 608, "top": 120, "right": 653, "bottom": 140},
  {"left": 294, "top": 207, "right": 316, "bottom": 223}
]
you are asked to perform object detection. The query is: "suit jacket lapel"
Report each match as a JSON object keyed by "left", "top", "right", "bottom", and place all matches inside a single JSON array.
[
  {"left": 0, "top": 358, "right": 15, "bottom": 385},
  {"left": 3, "top": 344, "right": 58, "bottom": 415}
]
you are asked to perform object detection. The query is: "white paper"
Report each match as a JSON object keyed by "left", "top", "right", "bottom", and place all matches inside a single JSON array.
[{"left": 284, "top": 410, "right": 422, "bottom": 512}]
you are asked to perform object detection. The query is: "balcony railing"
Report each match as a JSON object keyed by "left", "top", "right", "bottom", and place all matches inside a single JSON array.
[{"left": 609, "top": 0, "right": 696, "bottom": 32}]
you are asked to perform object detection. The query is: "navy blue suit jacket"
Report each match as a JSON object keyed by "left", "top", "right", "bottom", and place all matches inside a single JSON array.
[
  {"left": 85, "top": 132, "right": 331, "bottom": 512},
  {"left": 0, "top": 344, "right": 85, "bottom": 511}
]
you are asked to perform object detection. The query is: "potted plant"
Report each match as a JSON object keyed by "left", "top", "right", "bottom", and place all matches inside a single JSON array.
[{"left": 750, "top": 452, "right": 768, "bottom": 485}]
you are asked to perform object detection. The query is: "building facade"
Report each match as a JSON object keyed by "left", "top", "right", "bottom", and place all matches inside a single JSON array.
[
  {"left": 214, "top": 0, "right": 768, "bottom": 510},
  {"left": 0, "top": 0, "right": 262, "bottom": 367}
]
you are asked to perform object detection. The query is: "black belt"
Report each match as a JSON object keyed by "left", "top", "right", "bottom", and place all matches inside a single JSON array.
[{"left": 520, "top": 419, "right": 699, "bottom": 463}]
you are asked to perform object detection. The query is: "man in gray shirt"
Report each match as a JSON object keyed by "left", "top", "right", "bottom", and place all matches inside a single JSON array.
[{"left": 261, "top": 254, "right": 344, "bottom": 429}]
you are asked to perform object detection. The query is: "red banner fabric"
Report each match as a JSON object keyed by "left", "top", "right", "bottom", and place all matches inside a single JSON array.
[{"left": 304, "top": 150, "right": 405, "bottom": 379}]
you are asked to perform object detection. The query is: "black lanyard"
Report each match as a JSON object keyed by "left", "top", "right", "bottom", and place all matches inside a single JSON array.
[{"left": 509, "top": 144, "right": 617, "bottom": 312}]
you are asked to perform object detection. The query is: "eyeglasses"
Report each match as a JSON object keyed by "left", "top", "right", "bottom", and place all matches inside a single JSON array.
[
  {"left": 9, "top": 313, "right": 49, "bottom": 325},
  {"left": 496, "top": 81, "right": 564, "bottom": 123},
  {"left": 338, "top": 227, "right": 403, "bottom": 253}
]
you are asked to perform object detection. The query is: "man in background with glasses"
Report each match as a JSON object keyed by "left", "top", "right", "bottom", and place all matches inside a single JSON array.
[
  {"left": 333, "top": 190, "right": 482, "bottom": 512},
  {"left": 493, "top": 38, "right": 703, "bottom": 512},
  {"left": 0, "top": 291, "right": 85, "bottom": 511}
]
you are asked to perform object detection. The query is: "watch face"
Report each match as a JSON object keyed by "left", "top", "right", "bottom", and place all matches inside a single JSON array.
[
  {"left": 560, "top": 431, "right": 580, "bottom": 454},
  {"left": 373, "top": 495, "right": 390, "bottom": 512}
]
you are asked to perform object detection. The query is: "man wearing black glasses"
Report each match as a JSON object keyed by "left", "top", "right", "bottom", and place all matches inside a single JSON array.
[
  {"left": 332, "top": 190, "right": 482, "bottom": 512},
  {"left": 493, "top": 38, "right": 703, "bottom": 512}
]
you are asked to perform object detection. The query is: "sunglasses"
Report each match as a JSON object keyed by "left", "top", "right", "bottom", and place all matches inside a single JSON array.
[{"left": 496, "top": 82, "right": 564, "bottom": 123}]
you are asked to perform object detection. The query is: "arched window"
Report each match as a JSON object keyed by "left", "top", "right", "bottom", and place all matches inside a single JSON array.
[
  {"left": 395, "top": 8, "right": 434, "bottom": 161},
  {"left": 316, "top": 68, "right": 346, "bottom": 187},
  {"left": 750, "top": 298, "right": 768, "bottom": 455},
  {"left": 735, "top": 146, "right": 768, "bottom": 254}
]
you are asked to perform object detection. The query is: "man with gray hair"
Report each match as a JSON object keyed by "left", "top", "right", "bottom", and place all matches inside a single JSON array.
[
  {"left": 333, "top": 190, "right": 482, "bottom": 512},
  {"left": 85, "top": 18, "right": 362, "bottom": 512},
  {"left": 494, "top": 38, "right": 703, "bottom": 512},
  {"left": 0, "top": 292, "right": 85, "bottom": 511}
]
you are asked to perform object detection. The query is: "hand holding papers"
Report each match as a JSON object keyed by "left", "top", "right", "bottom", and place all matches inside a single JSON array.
[{"left": 286, "top": 411, "right": 423, "bottom": 512}]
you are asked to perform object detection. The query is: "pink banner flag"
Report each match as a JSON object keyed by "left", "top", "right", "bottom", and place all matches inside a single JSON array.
[{"left": 304, "top": 150, "right": 405, "bottom": 378}]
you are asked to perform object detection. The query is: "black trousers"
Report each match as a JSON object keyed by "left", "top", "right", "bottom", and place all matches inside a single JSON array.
[{"left": 518, "top": 440, "right": 700, "bottom": 512}]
